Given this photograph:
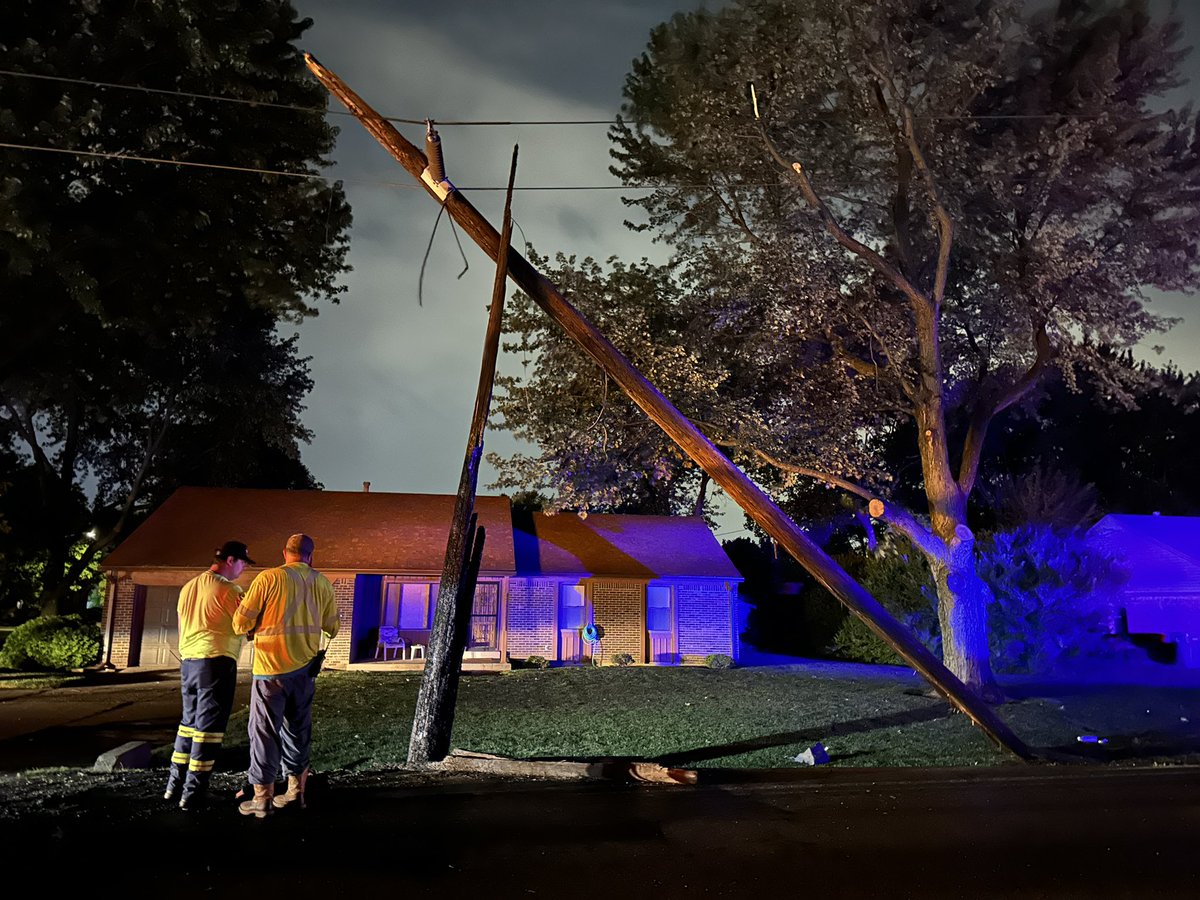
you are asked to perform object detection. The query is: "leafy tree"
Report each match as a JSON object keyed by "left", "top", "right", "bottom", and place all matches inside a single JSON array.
[
  {"left": 494, "top": 0, "right": 1200, "bottom": 695},
  {"left": 0, "top": 0, "right": 350, "bottom": 616}
]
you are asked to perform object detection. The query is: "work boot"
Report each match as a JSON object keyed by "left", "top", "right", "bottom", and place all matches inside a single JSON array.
[
  {"left": 179, "top": 787, "right": 207, "bottom": 812},
  {"left": 237, "top": 783, "right": 274, "bottom": 818},
  {"left": 272, "top": 768, "right": 310, "bottom": 810},
  {"left": 163, "top": 763, "right": 186, "bottom": 802}
]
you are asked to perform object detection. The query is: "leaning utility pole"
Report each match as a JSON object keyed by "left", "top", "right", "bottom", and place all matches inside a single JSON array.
[
  {"left": 408, "top": 145, "right": 519, "bottom": 764},
  {"left": 304, "top": 54, "right": 1032, "bottom": 761}
]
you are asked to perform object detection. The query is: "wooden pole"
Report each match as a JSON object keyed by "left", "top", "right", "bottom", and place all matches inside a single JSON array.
[
  {"left": 408, "top": 147, "right": 519, "bottom": 764},
  {"left": 305, "top": 54, "right": 1032, "bottom": 761}
]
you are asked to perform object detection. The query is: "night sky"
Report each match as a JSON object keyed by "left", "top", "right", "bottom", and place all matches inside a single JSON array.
[{"left": 289, "top": 0, "right": 1200, "bottom": 526}]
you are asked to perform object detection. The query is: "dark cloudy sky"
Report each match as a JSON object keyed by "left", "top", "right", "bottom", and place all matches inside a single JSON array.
[
  {"left": 291, "top": 0, "right": 710, "bottom": 498},
  {"left": 290, "top": 0, "right": 1200, "bottom": 526}
]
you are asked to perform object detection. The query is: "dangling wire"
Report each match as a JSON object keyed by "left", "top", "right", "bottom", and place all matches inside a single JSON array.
[
  {"left": 446, "top": 215, "right": 469, "bottom": 279},
  {"left": 417, "top": 203, "right": 446, "bottom": 306},
  {"left": 416, "top": 119, "right": 468, "bottom": 304}
]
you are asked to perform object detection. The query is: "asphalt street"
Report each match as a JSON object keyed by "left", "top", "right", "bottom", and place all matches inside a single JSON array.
[{"left": 1, "top": 764, "right": 1199, "bottom": 898}]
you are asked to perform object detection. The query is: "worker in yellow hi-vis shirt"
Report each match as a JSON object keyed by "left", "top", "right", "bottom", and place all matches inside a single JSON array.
[
  {"left": 232, "top": 532, "right": 339, "bottom": 817},
  {"left": 165, "top": 540, "right": 254, "bottom": 811}
]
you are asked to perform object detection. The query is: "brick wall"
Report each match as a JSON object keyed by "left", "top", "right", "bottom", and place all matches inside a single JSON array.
[
  {"left": 105, "top": 577, "right": 142, "bottom": 668},
  {"left": 326, "top": 577, "right": 355, "bottom": 669},
  {"left": 506, "top": 578, "right": 557, "bottom": 660},
  {"left": 592, "top": 580, "right": 645, "bottom": 664},
  {"left": 676, "top": 580, "right": 735, "bottom": 664}
]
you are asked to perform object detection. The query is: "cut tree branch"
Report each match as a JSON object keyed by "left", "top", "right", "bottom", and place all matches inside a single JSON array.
[{"left": 689, "top": 422, "right": 946, "bottom": 563}]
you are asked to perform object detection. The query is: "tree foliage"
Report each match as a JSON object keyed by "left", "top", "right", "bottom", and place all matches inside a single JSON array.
[
  {"left": 0, "top": 0, "right": 351, "bottom": 616},
  {"left": 493, "top": 0, "right": 1200, "bottom": 693}
]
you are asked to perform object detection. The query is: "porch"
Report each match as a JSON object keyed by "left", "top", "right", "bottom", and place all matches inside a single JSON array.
[{"left": 348, "top": 656, "right": 512, "bottom": 673}]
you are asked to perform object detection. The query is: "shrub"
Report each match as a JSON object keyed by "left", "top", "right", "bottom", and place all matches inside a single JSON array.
[
  {"left": 704, "top": 653, "right": 734, "bottom": 669},
  {"left": 826, "top": 526, "right": 1125, "bottom": 676},
  {"left": 980, "top": 526, "right": 1125, "bottom": 675},
  {"left": 610, "top": 652, "right": 634, "bottom": 667},
  {"left": 829, "top": 538, "right": 939, "bottom": 665},
  {"left": 0, "top": 614, "right": 102, "bottom": 671},
  {"left": 524, "top": 655, "right": 549, "bottom": 670}
]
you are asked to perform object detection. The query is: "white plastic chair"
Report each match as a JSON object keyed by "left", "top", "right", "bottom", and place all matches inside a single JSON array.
[{"left": 375, "top": 626, "right": 406, "bottom": 661}]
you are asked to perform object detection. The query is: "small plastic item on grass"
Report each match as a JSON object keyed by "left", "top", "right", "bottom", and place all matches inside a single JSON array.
[
  {"left": 1076, "top": 735, "right": 1109, "bottom": 745},
  {"left": 793, "top": 742, "right": 830, "bottom": 765}
]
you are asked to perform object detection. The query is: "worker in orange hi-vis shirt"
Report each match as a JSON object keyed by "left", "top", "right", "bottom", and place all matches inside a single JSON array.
[{"left": 232, "top": 532, "right": 339, "bottom": 817}]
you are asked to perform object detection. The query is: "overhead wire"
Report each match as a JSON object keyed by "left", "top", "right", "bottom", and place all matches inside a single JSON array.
[
  {"left": 0, "top": 68, "right": 615, "bottom": 126},
  {"left": 0, "top": 67, "right": 1144, "bottom": 124},
  {"left": 0, "top": 139, "right": 790, "bottom": 191}
]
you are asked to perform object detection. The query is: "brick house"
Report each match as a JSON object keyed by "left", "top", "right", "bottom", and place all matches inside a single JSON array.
[
  {"left": 99, "top": 486, "right": 742, "bottom": 671},
  {"left": 1087, "top": 513, "right": 1200, "bottom": 666}
]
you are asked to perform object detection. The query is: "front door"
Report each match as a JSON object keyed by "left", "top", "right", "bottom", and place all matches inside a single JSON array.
[
  {"left": 469, "top": 583, "right": 500, "bottom": 650},
  {"left": 558, "top": 583, "right": 590, "bottom": 664},
  {"left": 646, "top": 583, "right": 676, "bottom": 664}
]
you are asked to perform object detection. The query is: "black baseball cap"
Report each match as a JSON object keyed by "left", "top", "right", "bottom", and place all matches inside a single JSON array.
[{"left": 214, "top": 540, "right": 256, "bottom": 565}]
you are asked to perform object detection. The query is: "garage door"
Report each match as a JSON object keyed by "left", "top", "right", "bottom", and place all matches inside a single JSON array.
[
  {"left": 140, "top": 586, "right": 180, "bottom": 666},
  {"left": 139, "top": 585, "right": 255, "bottom": 669}
]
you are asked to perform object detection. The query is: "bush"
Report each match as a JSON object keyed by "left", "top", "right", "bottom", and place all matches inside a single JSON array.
[
  {"left": 829, "top": 538, "right": 939, "bottom": 665},
  {"left": 825, "top": 526, "right": 1126, "bottom": 676},
  {"left": 0, "top": 614, "right": 102, "bottom": 671},
  {"left": 980, "top": 526, "right": 1125, "bottom": 675},
  {"left": 704, "top": 653, "right": 734, "bottom": 669},
  {"left": 524, "top": 655, "right": 549, "bottom": 670},
  {"left": 610, "top": 652, "right": 635, "bottom": 667}
]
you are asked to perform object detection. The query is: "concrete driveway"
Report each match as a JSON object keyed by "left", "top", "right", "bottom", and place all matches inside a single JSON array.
[{"left": 0, "top": 668, "right": 250, "bottom": 771}]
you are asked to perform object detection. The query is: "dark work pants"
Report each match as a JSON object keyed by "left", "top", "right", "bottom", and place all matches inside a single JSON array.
[
  {"left": 247, "top": 666, "right": 316, "bottom": 786},
  {"left": 166, "top": 656, "right": 238, "bottom": 799}
]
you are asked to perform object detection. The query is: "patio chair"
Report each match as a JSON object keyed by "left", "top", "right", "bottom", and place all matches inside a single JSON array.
[{"left": 375, "top": 626, "right": 406, "bottom": 661}]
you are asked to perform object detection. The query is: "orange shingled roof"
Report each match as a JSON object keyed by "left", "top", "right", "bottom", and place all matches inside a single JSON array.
[
  {"left": 512, "top": 511, "right": 742, "bottom": 580},
  {"left": 101, "top": 487, "right": 515, "bottom": 574}
]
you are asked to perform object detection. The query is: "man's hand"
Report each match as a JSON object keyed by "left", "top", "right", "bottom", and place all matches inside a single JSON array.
[{"left": 306, "top": 650, "right": 327, "bottom": 678}]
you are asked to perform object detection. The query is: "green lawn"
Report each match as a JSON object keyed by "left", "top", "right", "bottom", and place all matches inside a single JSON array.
[
  {"left": 216, "top": 663, "right": 1200, "bottom": 771},
  {"left": 0, "top": 671, "right": 84, "bottom": 690}
]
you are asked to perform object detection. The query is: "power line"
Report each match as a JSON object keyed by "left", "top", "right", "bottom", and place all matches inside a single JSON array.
[
  {"left": 0, "top": 140, "right": 331, "bottom": 181},
  {"left": 0, "top": 139, "right": 763, "bottom": 191},
  {"left": 0, "top": 68, "right": 615, "bottom": 127},
  {"left": 0, "top": 137, "right": 1133, "bottom": 192},
  {"left": 0, "top": 67, "right": 1154, "bottom": 126}
]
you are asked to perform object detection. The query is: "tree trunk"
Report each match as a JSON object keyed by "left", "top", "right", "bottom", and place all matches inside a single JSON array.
[
  {"left": 929, "top": 540, "right": 999, "bottom": 701},
  {"left": 915, "top": 405, "right": 1000, "bottom": 699}
]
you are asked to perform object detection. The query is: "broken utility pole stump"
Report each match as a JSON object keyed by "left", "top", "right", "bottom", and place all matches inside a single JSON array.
[{"left": 432, "top": 749, "right": 698, "bottom": 785}]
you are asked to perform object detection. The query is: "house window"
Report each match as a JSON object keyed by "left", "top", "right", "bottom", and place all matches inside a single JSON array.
[
  {"left": 647, "top": 584, "right": 673, "bottom": 632},
  {"left": 381, "top": 580, "right": 434, "bottom": 629},
  {"left": 400, "top": 583, "right": 432, "bottom": 628}
]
